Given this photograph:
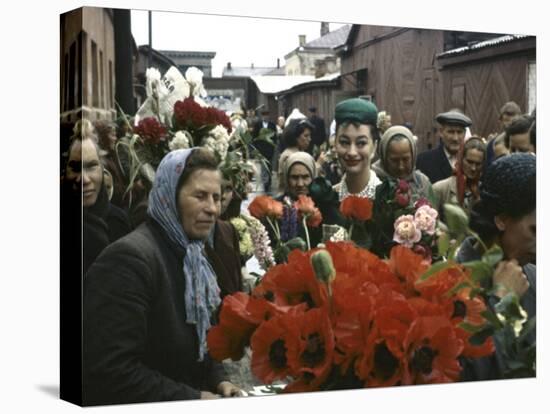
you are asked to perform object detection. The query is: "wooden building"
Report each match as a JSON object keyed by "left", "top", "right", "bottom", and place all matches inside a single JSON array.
[
  {"left": 437, "top": 34, "right": 536, "bottom": 139},
  {"left": 60, "top": 7, "right": 117, "bottom": 124},
  {"left": 338, "top": 25, "right": 510, "bottom": 151}
]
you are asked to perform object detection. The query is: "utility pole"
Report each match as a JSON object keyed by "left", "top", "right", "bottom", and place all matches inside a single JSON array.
[{"left": 148, "top": 11, "right": 152, "bottom": 68}]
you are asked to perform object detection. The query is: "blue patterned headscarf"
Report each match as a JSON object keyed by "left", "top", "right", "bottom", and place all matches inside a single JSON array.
[{"left": 147, "top": 149, "right": 221, "bottom": 361}]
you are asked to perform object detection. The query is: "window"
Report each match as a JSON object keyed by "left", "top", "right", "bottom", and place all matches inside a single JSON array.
[
  {"left": 100, "top": 50, "right": 104, "bottom": 108},
  {"left": 528, "top": 61, "right": 536, "bottom": 114},
  {"left": 109, "top": 60, "right": 113, "bottom": 109},
  {"left": 68, "top": 41, "right": 76, "bottom": 110},
  {"left": 91, "top": 40, "right": 99, "bottom": 107}
]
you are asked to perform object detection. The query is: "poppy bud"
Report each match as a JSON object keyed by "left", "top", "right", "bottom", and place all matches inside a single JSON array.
[{"left": 310, "top": 250, "right": 336, "bottom": 284}]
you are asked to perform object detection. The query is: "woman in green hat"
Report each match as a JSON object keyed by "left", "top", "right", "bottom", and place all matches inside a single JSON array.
[{"left": 333, "top": 98, "right": 381, "bottom": 201}]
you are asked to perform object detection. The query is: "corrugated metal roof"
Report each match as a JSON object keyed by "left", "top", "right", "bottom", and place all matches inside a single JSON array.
[
  {"left": 251, "top": 72, "right": 340, "bottom": 94},
  {"left": 305, "top": 24, "right": 352, "bottom": 49},
  {"left": 222, "top": 66, "right": 278, "bottom": 77},
  {"left": 438, "top": 34, "right": 533, "bottom": 58}
]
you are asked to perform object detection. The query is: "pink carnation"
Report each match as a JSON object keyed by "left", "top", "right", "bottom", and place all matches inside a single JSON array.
[
  {"left": 393, "top": 215, "right": 422, "bottom": 248},
  {"left": 414, "top": 205, "right": 438, "bottom": 235}
]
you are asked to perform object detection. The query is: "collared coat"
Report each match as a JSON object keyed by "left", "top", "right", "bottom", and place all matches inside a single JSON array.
[
  {"left": 83, "top": 218, "right": 239, "bottom": 405},
  {"left": 416, "top": 143, "right": 453, "bottom": 184}
]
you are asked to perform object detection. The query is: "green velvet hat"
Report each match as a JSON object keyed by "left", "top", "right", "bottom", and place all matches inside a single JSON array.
[{"left": 334, "top": 98, "right": 378, "bottom": 125}]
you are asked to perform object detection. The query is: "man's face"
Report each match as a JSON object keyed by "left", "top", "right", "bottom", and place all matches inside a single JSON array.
[
  {"left": 177, "top": 169, "right": 221, "bottom": 240},
  {"left": 440, "top": 124, "right": 466, "bottom": 156},
  {"left": 498, "top": 209, "right": 536, "bottom": 265},
  {"left": 386, "top": 138, "right": 412, "bottom": 179},
  {"left": 501, "top": 113, "right": 519, "bottom": 129},
  {"left": 510, "top": 132, "right": 534, "bottom": 154},
  {"left": 462, "top": 148, "right": 484, "bottom": 180},
  {"left": 287, "top": 163, "right": 312, "bottom": 198},
  {"left": 65, "top": 139, "right": 103, "bottom": 207}
]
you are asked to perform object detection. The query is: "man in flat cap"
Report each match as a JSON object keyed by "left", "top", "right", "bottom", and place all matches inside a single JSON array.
[
  {"left": 416, "top": 110, "right": 472, "bottom": 184},
  {"left": 308, "top": 106, "right": 327, "bottom": 153}
]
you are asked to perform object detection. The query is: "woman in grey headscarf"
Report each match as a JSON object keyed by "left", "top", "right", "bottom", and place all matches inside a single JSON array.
[
  {"left": 372, "top": 125, "right": 433, "bottom": 200},
  {"left": 279, "top": 151, "right": 317, "bottom": 202},
  {"left": 84, "top": 148, "right": 242, "bottom": 405}
]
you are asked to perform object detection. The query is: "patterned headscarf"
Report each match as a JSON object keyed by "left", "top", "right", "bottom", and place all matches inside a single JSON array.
[{"left": 147, "top": 148, "right": 221, "bottom": 361}]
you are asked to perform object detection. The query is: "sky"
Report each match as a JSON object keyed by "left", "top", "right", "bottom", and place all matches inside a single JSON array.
[{"left": 131, "top": 9, "right": 347, "bottom": 77}]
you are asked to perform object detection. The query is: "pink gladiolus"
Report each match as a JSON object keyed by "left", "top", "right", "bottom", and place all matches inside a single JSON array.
[
  {"left": 414, "top": 205, "right": 438, "bottom": 235},
  {"left": 393, "top": 215, "right": 422, "bottom": 248}
]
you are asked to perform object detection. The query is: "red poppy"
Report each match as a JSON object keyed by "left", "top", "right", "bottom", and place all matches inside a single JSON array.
[
  {"left": 387, "top": 245, "right": 430, "bottom": 296},
  {"left": 294, "top": 195, "right": 316, "bottom": 216},
  {"left": 134, "top": 117, "right": 167, "bottom": 145},
  {"left": 356, "top": 291, "right": 416, "bottom": 387},
  {"left": 248, "top": 195, "right": 284, "bottom": 220},
  {"left": 250, "top": 313, "right": 301, "bottom": 383},
  {"left": 252, "top": 250, "right": 328, "bottom": 310},
  {"left": 306, "top": 207, "right": 323, "bottom": 228},
  {"left": 454, "top": 326, "right": 495, "bottom": 359},
  {"left": 446, "top": 288, "right": 487, "bottom": 327},
  {"left": 339, "top": 195, "right": 373, "bottom": 221},
  {"left": 416, "top": 264, "right": 469, "bottom": 302},
  {"left": 291, "top": 308, "right": 335, "bottom": 382},
  {"left": 402, "top": 316, "right": 464, "bottom": 385},
  {"left": 207, "top": 292, "right": 261, "bottom": 361}
]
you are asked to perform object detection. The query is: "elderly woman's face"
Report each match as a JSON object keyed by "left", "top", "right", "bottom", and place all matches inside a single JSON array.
[
  {"left": 335, "top": 123, "right": 375, "bottom": 175},
  {"left": 177, "top": 169, "right": 222, "bottom": 240},
  {"left": 386, "top": 138, "right": 412, "bottom": 179},
  {"left": 462, "top": 148, "right": 484, "bottom": 180},
  {"left": 287, "top": 163, "right": 312, "bottom": 198}
]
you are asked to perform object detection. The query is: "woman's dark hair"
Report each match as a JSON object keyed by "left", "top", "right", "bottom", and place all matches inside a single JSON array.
[
  {"left": 504, "top": 115, "right": 534, "bottom": 148},
  {"left": 282, "top": 118, "right": 314, "bottom": 148},
  {"left": 335, "top": 120, "right": 380, "bottom": 146},
  {"left": 470, "top": 153, "right": 536, "bottom": 240},
  {"left": 175, "top": 148, "right": 220, "bottom": 197}
]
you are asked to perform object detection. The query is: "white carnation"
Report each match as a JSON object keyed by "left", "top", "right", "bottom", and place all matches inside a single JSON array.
[{"left": 169, "top": 131, "right": 191, "bottom": 151}]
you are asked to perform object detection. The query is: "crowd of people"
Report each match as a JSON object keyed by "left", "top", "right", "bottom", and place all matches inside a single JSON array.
[{"left": 61, "top": 94, "right": 536, "bottom": 405}]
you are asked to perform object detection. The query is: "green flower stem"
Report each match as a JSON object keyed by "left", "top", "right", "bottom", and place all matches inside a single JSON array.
[
  {"left": 349, "top": 222, "right": 354, "bottom": 242},
  {"left": 468, "top": 229, "right": 489, "bottom": 253},
  {"left": 266, "top": 217, "right": 281, "bottom": 242},
  {"left": 303, "top": 216, "right": 311, "bottom": 250}
]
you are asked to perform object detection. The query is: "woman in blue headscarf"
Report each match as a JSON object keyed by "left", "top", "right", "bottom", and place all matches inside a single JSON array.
[{"left": 83, "top": 148, "right": 242, "bottom": 405}]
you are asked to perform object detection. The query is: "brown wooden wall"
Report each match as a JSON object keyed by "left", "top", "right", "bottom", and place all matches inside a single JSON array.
[
  {"left": 341, "top": 27, "right": 447, "bottom": 151},
  {"left": 278, "top": 81, "right": 345, "bottom": 130},
  {"left": 439, "top": 51, "right": 535, "bottom": 139}
]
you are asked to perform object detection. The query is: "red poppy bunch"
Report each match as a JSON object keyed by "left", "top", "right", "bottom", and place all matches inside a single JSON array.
[
  {"left": 173, "top": 97, "right": 232, "bottom": 133},
  {"left": 207, "top": 242, "right": 495, "bottom": 392},
  {"left": 248, "top": 195, "right": 284, "bottom": 221},
  {"left": 134, "top": 117, "right": 168, "bottom": 145}
]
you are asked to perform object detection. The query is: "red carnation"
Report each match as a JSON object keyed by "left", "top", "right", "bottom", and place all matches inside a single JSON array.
[
  {"left": 134, "top": 117, "right": 167, "bottom": 145},
  {"left": 173, "top": 98, "right": 208, "bottom": 129}
]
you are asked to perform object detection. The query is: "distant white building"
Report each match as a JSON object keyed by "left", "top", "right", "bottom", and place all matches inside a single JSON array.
[{"left": 284, "top": 24, "right": 351, "bottom": 77}]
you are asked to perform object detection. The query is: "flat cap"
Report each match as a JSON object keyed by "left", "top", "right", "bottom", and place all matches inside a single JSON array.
[
  {"left": 335, "top": 98, "right": 378, "bottom": 125},
  {"left": 435, "top": 111, "right": 472, "bottom": 127}
]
